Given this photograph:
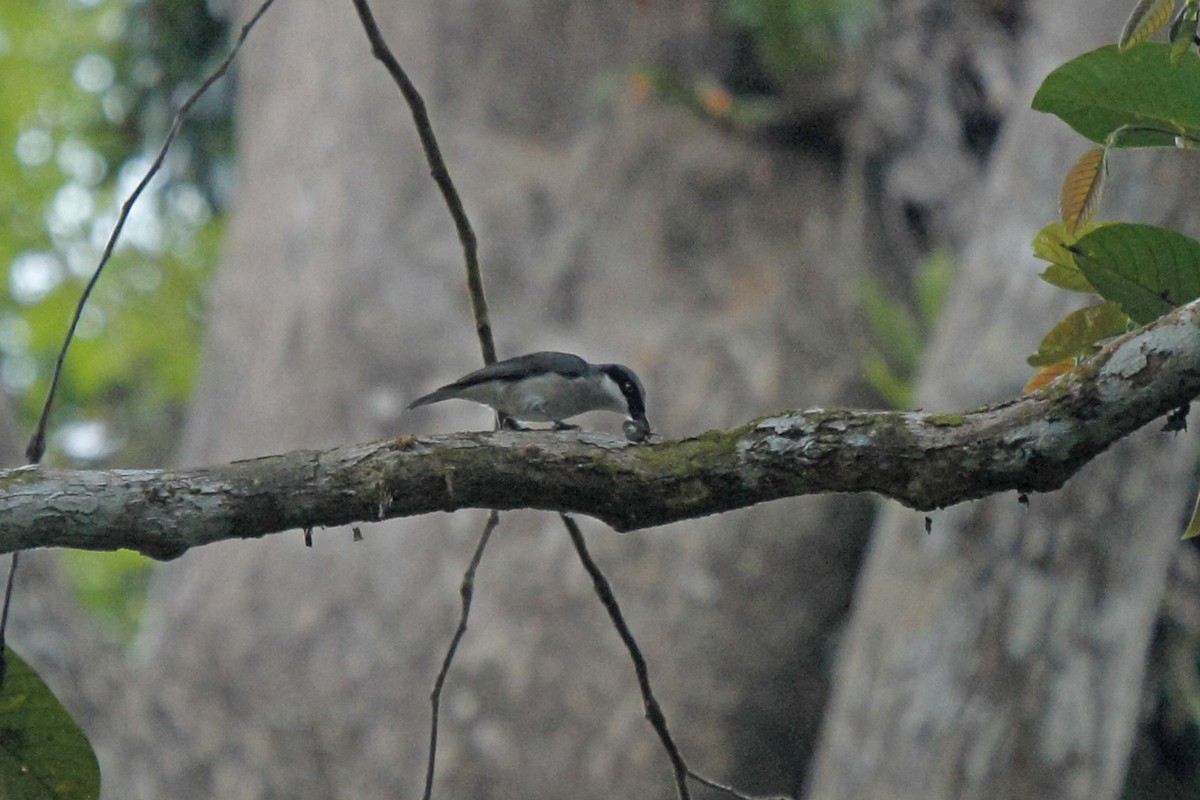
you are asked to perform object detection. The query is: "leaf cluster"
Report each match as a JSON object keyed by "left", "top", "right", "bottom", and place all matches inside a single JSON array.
[
  {"left": 1028, "top": 30, "right": 1200, "bottom": 392},
  {"left": 1030, "top": 6, "right": 1200, "bottom": 544},
  {"left": 0, "top": 0, "right": 229, "bottom": 467},
  {"left": 723, "top": 0, "right": 882, "bottom": 74}
]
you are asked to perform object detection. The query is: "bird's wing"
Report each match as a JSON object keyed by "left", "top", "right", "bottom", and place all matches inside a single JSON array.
[
  {"left": 407, "top": 352, "right": 587, "bottom": 409},
  {"left": 445, "top": 352, "right": 588, "bottom": 387}
]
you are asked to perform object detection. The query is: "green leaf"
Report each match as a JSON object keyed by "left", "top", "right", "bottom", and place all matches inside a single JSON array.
[
  {"left": 1120, "top": 0, "right": 1175, "bottom": 51},
  {"left": 1032, "top": 221, "right": 1096, "bottom": 291},
  {"left": 1071, "top": 223, "right": 1200, "bottom": 323},
  {"left": 859, "top": 273, "right": 922, "bottom": 375},
  {"left": 0, "top": 647, "right": 99, "bottom": 799},
  {"left": 913, "top": 249, "right": 954, "bottom": 326},
  {"left": 1032, "top": 44, "right": 1200, "bottom": 147},
  {"left": 1034, "top": 223, "right": 1074, "bottom": 266},
  {"left": 861, "top": 349, "right": 913, "bottom": 409},
  {"left": 1027, "top": 301, "right": 1130, "bottom": 366},
  {"left": 1039, "top": 263, "right": 1095, "bottom": 292},
  {"left": 723, "top": 0, "right": 883, "bottom": 74}
]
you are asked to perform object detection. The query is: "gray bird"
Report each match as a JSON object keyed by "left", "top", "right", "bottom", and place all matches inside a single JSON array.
[{"left": 408, "top": 351, "right": 651, "bottom": 442}]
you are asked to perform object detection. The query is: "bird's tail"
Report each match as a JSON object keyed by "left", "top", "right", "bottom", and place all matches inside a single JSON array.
[{"left": 407, "top": 386, "right": 456, "bottom": 410}]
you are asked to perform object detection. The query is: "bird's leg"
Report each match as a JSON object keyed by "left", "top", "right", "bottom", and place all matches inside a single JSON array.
[{"left": 552, "top": 420, "right": 580, "bottom": 431}]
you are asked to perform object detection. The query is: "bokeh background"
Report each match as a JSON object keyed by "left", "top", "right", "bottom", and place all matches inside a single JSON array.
[{"left": 2, "top": 1, "right": 1200, "bottom": 798}]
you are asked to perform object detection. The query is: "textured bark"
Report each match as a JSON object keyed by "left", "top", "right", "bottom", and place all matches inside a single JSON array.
[
  {"left": 0, "top": 359, "right": 130, "bottom": 793},
  {"left": 807, "top": 1, "right": 1200, "bottom": 798}
]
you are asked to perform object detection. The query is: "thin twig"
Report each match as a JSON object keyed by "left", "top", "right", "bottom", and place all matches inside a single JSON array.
[
  {"left": 687, "top": 769, "right": 794, "bottom": 800},
  {"left": 422, "top": 511, "right": 499, "bottom": 800},
  {"left": 348, "top": 8, "right": 715, "bottom": 800},
  {"left": 562, "top": 514, "right": 691, "bottom": 800},
  {"left": 347, "top": 8, "right": 511, "bottom": 799},
  {"left": 10, "top": 0, "right": 275, "bottom": 697},
  {"left": 24, "top": 0, "right": 279, "bottom": 464},
  {"left": 564, "top": 514, "right": 794, "bottom": 800},
  {"left": 348, "top": 0, "right": 497, "bottom": 367},
  {"left": 565, "top": 515, "right": 778, "bottom": 800}
]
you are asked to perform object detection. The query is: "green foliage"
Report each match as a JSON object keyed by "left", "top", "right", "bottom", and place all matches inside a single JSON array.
[
  {"left": 1033, "top": 221, "right": 1103, "bottom": 292},
  {"left": 0, "top": 0, "right": 229, "bottom": 467},
  {"left": 1169, "top": 1, "right": 1200, "bottom": 64},
  {"left": 59, "top": 550, "right": 152, "bottom": 645},
  {"left": 1072, "top": 223, "right": 1200, "bottom": 323},
  {"left": 1027, "top": 301, "right": 1130, "bottom": 367},
  {"left": 0, "top": 647, "right": 99, "bottom": 799},
  {"left": 914, "top": 246, "right": 955, "bottom": 324},
  {"left": 724, "top": 0, "right": 881, "bottom": 73},
  {"left": 1030, "top": 10, "right": 1200, "bottom": 551},
  {"left": 632, "top": 1, "right": 882, "bottom": 133},
  {"left": 1033, "top": 44, "right": 1200, "bottom": 148},
  {"left": 0, "top": 0, "right": 233, "bottom": 742},
  {"left": 1028, "top": 41, "right": 1200, "bottom": 389},
  {"left": 860, "top": 250, "right": 954, "bottom": 409},
  {"left": 1025, "top": 14, "right": 1200, "bottom": 781}
]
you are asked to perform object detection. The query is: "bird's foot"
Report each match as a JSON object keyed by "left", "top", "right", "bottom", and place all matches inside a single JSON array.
[{"left": 551, "top": 421, "right": 580, "bottom": 431}]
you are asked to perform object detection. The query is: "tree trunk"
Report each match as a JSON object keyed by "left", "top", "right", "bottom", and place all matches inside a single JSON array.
[
  {"left": 92, "top": 1, "right": 876, "bottom": 797},
  {"left": 0, "top": 394, "right": 21, "bottom": 468},
  {"left": 807, "top": 1, "right": 1200, "bottom": 798}
]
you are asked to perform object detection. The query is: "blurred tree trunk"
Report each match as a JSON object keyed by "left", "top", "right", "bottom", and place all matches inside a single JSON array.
[
  {"left": 0, "top": 394, "right": 20, "bottom": 468},
  {"left": 6, "top": 0, "right": 1197, "bottom": 799},
  {"left": 93, "top": 2, "right": 876, "bottom": 798},
  {"left": 807, "top": 1, "right": 1200, "bottom": 799}
]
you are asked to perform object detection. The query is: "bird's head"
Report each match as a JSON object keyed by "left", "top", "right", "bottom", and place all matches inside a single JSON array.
[{"left": 598, "top": 363, "right": 651, "bottom": 442}]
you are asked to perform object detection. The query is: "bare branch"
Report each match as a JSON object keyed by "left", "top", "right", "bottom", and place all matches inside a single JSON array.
[
  {"left": 563, "top": 515, "right": 690, "bottom": 800},
  {"left": 422, "top": 511, "right": 498, "bottom": 800},
  {"left": 348, "top": 0, "right": 497, "bottom": 366},
  {"left": 3, "top": 295, "right": 1200, "bottom": 558}
]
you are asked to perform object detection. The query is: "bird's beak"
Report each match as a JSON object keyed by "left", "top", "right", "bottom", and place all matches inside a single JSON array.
[{"left": 623, "top": 416, "right": 651, "bottom": 443}]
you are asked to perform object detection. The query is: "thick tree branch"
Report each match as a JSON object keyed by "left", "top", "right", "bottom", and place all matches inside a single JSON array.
[{"left": 3, "top": 297, "right": 1200, "bottom": 559}]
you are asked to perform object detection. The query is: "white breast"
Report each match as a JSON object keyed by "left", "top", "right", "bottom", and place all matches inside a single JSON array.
[{"left": 455, "top": 373, "right": 625, "bottom": 422}]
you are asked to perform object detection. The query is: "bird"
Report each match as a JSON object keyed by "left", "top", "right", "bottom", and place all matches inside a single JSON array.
[{"left": 408, "top": 351, "right": 651, "bottom": 442}]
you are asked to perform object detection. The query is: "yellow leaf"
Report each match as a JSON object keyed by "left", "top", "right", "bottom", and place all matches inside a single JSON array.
[
  {"left": 1023, "top": 359, "right": 1074, "bottom": 394},
  {"left": 1119, "top": 0, "right": 1176, "bottom": 51},
  {"left": 1170, "top": 0, "right": 1200, "bottom": 64},
  {"left": 1060, "top": 148, "right": 1106, "bottom": 233},
  {"left": 1183, "top": 485, "right": 1200, "bottom": 538},
  {"left": 1027, "top": 302, "right": 1130, "bottom": 367},
  {"left": 1033, "top": 221, "right": 1082, "bottom": 266}
]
